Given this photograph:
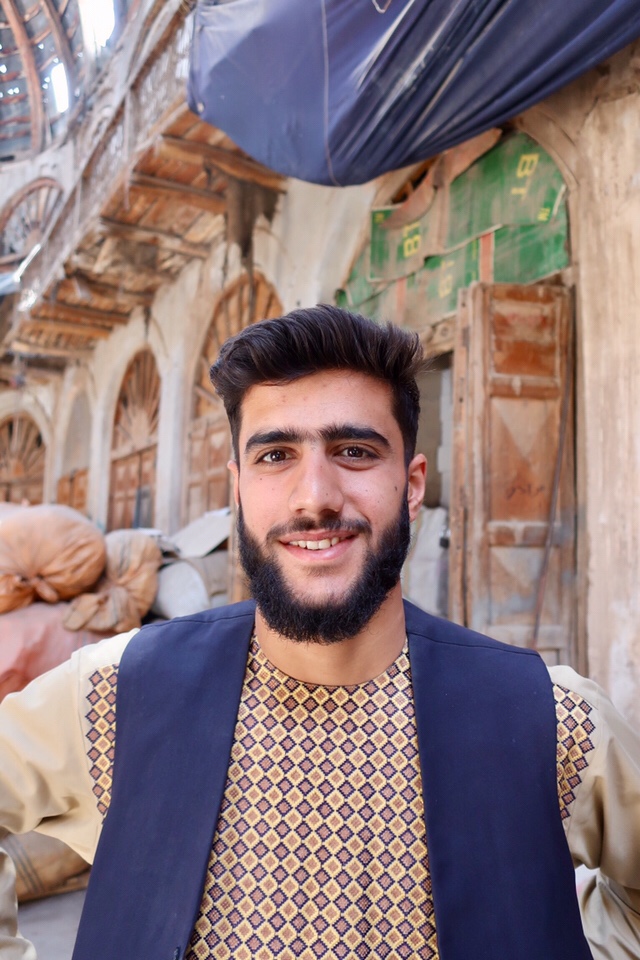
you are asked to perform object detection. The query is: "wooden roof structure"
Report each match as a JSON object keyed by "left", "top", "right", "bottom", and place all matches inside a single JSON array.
[
  {"left": 0, "top": 0, "right": 84, "bottom": 158},
  {"left": 0, "top": 5, "right": 287, "bottom": 372}
]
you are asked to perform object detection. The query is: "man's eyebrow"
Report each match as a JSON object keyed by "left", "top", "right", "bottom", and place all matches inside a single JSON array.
[
  {"left": 243, "top": 424, "right": 391, "bottom": 455},
  {"left": 320, "top": 423, "right": 391, "bottom": 450},
  {"left": 244, "top": 429, "right": 309, "bottom": 453}
]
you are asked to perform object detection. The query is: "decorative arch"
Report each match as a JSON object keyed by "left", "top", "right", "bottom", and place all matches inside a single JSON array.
[
  {"left": 185, "top": 273, "right": 282, "bottom": 522},
  {"left": 0, "top": 178, "right": 63, "bottom": 268},
  {"left": 56, "top": 391, "right": 92, "bottom": 515},
  {"left": 108, "top": 348, "right": 161, "bottom": 530},
  {"left": 0, "top": 413, "right": 46, "bottom": 505}
]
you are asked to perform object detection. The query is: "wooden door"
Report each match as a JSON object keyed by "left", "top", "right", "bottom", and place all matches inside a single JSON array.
[
  {"left": 56, "top": 468, "right": 89, "bottom": 514},
  {"left": 449, "top": 283, "right": 576, "bottom": 666},
  {"left": 108, "top": 350, "right": 160, "bottom": 530}
]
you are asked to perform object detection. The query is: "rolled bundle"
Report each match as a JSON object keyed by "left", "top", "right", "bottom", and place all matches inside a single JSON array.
[
  {"left": 0, "top": 505, "right": 105, "bottom": 614},
  {"left": 63, "top": 529, "right": 162, "bottom": 634}
]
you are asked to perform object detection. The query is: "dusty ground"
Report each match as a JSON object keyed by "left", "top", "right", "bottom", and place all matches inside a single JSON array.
[{"left": 18, "top": 890, "right": 85, "bottom": 960}]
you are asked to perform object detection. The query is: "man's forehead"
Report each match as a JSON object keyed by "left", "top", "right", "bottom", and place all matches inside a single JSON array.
[{"left": 237, "top": 371, "right": 397, "bottom": 444}]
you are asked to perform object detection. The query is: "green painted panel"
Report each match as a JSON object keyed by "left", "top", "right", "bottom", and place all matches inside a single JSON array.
[
  {"left": 493, "top": 202, "right": 569, "bottom": 283},
  {"left": 369, "top": 199, "right": 439, "bottom": 282},
  {"left": 337, "top": 248, "right": 380, "bottom": 309},
  {"left": 421, "top": 240, "right": 480, "bottom": 319},
  {"left": 447, "top": 132, "right": 565, "bottom": 249}
]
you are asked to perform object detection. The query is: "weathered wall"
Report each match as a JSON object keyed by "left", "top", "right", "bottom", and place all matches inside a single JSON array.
[{"left": 520, "top": 44, "right": 640, "bottom": 722}]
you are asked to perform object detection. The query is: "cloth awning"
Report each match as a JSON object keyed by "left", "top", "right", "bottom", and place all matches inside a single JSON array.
[{"left": 188, "top": 0, "right": 640, "bottom": 187}]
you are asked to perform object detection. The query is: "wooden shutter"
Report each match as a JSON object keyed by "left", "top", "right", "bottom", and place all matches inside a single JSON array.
[{"left": 449, "top": 283, "right": 576, "bottom": 667}]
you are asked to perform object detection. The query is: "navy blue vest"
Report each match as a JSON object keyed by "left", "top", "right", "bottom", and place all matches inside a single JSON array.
[{"left": 72, "top": 600, "right": 593, "bottom": 960}]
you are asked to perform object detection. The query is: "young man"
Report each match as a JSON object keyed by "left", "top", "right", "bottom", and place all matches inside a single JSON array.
[{"left": 0, "top": 305, "right": 638, "bottom": 960}]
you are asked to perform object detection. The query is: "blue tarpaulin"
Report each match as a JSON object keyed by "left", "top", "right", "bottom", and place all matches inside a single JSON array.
[{"left": 188, "top": 0, "right": 640, "bottom": 187}]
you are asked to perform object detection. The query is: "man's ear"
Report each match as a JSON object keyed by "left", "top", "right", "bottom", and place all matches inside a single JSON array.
[
  {"left": 228, "top": 459, "right": 240, "bottom": 507},
  {"left": 406, "top": 453, "right": 427, "bottom": 522}
]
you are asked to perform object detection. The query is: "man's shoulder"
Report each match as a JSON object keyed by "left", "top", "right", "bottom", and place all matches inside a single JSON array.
[
  {"left": 403, "top": 599, "right": 540, "bottom": 660},
  {"left": 138, "top": 599, "right": 257, "bottom": 636}
]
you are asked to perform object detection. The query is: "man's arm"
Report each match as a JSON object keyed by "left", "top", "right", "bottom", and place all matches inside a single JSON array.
[
  {"left": 551, "top": 665, "right": 640, "bottom": 959},
  {"left": 0, "top": 633, "right": 132, "bottom": 956}
]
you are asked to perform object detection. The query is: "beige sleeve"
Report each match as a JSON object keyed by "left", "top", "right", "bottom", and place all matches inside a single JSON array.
[
  {"left": 0, "top": 631, "right": 134, "bottom": 958},
  {"left": 550, "top": 665, "right": 640, "bottom": 960}
]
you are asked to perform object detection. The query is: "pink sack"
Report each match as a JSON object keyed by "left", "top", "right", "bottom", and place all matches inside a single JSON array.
[{"left": 0, "top": 602, "right": 108, "bottom": 701}]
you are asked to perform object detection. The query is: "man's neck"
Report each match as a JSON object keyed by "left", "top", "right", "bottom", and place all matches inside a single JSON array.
[{"left": 254, "top": 583, "right": 407, "bottom": 686}]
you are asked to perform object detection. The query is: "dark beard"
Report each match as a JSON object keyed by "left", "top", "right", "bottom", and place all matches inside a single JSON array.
[{"left": 237, "top": 499, "right": 411, "bottom": 644}]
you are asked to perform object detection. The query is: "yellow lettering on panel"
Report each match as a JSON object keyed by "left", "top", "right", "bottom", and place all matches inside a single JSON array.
[{"left": 438, "top": 260, "right": 455, "bottom": 299}]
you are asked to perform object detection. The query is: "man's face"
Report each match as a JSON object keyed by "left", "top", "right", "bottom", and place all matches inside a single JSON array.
[{"left": 229, "top": 370, "right": 426, "bottom": 642}]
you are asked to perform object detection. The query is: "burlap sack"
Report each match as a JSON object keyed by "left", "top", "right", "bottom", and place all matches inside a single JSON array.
[
  {"left": 63, "top": 529, "right": 162, "bottom": 634},
  {"left": 0, "top": 505, "right": 106, "bottom": 614},
  {"left": 0, "top": 602, "right": 109, "bottom": 701},
  {"left": 3, "top": 832, "right": 89, "bottom": 902}
]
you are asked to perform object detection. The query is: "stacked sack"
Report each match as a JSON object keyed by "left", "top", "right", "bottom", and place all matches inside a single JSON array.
[{"left": 0, "top": 504, "right": 162, "bottom": 899}]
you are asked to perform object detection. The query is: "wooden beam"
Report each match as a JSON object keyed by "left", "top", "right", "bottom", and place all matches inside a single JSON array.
[
  {"left": 12, "top": 340, "right": 92, "bottom": 359},
  {"left": 40, "top": 0, "right": 75, "bottom": 95},
  {"left": 98, "top": 218, "right": 210, "bottom": 259},
  {"left": 23, "top": 317, "right": 112, "bottom": 339},
  {"left": 65, "top": 272, "right": 156, "bottom": 307},
  {"left": 2, "top": 0, "right": 45, "bottom": 152},
  {"left": 0, "top": 363, "right": 60, "bottom": 385},
  {"left": 35, "top": 299, "right": 130, "bottom": 327},
  {"left": 0, "top": 254, "right": 21, "bottom": 268},
  {"left": 129, "top": 174, "right": 226, "bottom": 216},
  {"left": 158, "top": 136, "right": 286, "bottom": 192}
]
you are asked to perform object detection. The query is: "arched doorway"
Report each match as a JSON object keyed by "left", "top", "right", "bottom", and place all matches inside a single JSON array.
[
  {"left": 57, "top": 392, "right": 91, "bottom": 515},
  {"left": 0, "top": 414, "right": 46, "bottom": 505},
  {"left": 185, "top": 274, "right": 282, "bottom": 523},
  {"left": 108, "top": 350, "right": 161, "bottom": 530}
]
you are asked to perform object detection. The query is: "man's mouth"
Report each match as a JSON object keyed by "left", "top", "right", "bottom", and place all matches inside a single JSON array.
[{"left": 288, "top": 536, "right": 344, "bottom": 550}]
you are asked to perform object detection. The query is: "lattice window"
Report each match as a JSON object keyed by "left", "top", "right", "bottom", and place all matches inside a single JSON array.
[{"left": 0, "top": 414, "right": 46, "bottom": 505}]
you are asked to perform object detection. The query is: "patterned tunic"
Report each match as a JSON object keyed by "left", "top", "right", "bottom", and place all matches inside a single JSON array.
[{"left": 85, "top": 640, "right": 596, "bottom": 960}]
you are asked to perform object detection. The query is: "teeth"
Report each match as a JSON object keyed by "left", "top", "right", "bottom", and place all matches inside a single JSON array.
[{"left": 290, "top": 536, "right": 343, "bottom": 550}]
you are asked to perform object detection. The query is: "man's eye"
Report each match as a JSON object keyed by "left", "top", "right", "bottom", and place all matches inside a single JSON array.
[
  {"left": 260, "top": 450, "right": 289, "bottom": 463},
  {"left": 341, "top": 445, "right": 371, "bottom": 459}
]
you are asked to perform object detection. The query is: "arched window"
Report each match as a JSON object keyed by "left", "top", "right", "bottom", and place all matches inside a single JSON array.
[{"left": 185, "top": 274, "right": 281, "bottom": 522}]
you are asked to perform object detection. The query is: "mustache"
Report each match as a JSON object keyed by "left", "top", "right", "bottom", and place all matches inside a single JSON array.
[{"left": 265, "top": 515, "right": 372, "bottom": 541}]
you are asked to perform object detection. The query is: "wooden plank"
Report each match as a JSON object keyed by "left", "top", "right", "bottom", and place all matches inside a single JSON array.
[
  {"left": 40, "top": 0, "right": 75, "bottom": 92},
  {"left": 35, "top": 300, "right": 130, "bottom": 327},
  {"left": 64, "top": 273, "right": 156, "bottom": 307},
  {"left": 23, "top": 318, "right": 112, "bottom": 339},
  {"left": 158, "top": 136, "right": 286, "bottom": 192},
  {"left": 0, "top": 363, "right": 60, "bottom": 385},
  {"left": 448, "top": 288, "right": 470, "bottom": 625},
  {"left": 1, "top": 0, "right": 44, "bottom": 152},
  {"left": 98, "top": 218, "right": 210, "bottom": 259},
  {"left": 11, "top": 340, "right": 93, "bottom": 359},
  {"left": 129, "top": 174, "right": 226, "bottom": 215}
]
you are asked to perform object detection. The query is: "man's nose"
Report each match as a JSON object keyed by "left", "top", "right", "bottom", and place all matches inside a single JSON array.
[{"left": 288, "top": 451, "right": 344, "bottom": 517}]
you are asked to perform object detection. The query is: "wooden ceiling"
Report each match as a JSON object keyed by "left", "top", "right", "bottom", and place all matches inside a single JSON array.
[{"left": 6, "top": 108, "right": 287, "bottom": 363}]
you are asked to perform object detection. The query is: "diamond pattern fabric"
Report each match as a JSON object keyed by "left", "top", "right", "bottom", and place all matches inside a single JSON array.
[
  {"left": 187, "top": 640, "right": 436, "bottom": 959},
  {"left": 553, "top": 684, "right": 595, "bottom": 820}
]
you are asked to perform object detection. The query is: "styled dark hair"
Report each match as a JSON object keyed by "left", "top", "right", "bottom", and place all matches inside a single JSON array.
[{"left": 209, "top": 304, "right": 425, "bottom": 463}]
